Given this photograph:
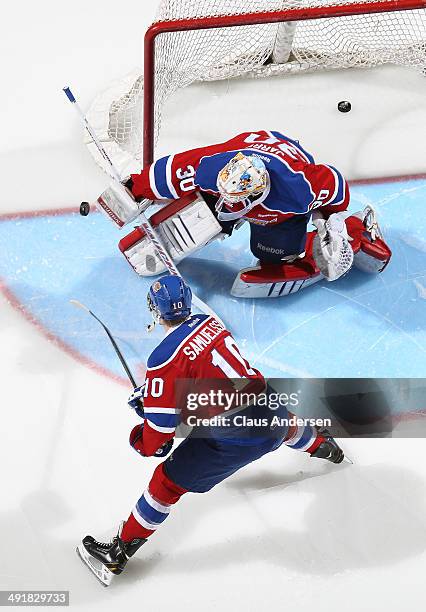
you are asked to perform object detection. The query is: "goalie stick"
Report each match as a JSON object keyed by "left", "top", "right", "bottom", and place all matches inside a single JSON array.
[{"left": 63, "top": 86, "right": 224, "bottom": 326}]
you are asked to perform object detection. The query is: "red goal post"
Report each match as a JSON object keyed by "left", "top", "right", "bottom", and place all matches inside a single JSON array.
[{"left": 85, "top": 0, "right": 426, "bottom": 175}]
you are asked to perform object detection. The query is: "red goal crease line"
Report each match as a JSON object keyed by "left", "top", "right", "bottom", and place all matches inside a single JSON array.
[{"left": 0, "top": 279, "right": 131, "bottom": 388}]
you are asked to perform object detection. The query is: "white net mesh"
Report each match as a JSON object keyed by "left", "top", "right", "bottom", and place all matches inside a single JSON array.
[{"left": 86, "top": 0, "right": 426, "bottom": 175}]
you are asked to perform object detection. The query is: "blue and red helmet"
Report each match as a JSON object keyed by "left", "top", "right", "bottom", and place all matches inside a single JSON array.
[{"left": 147, "top": 274, "right": 192, "bottom": 323}]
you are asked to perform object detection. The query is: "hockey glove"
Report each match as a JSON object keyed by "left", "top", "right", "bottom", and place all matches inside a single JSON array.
[
  {"left": 129, "top": 424, "right": 174, "bottom": 458},
  {"left": 312, "top": 212, "right": 354, "bottom": 281},
  {"left": 128, "top": 385, "right": 145, "bottom": 419}
]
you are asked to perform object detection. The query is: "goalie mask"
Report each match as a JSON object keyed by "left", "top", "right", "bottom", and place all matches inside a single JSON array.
[
  {"left": 147, "top": 274, "right": 192, "bottom": 327},
  {"left": 216, "top": 153, "right": 269, "bottom": 220}
]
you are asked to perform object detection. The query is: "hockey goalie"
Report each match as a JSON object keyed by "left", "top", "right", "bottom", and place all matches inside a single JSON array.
[{"left": 97, "top": 130, "right": 392, "bottom": 298}]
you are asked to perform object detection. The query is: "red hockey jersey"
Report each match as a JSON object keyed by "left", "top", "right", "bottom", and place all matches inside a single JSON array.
[
  {"left": 130, "top": 130, "right": 349, "bottom": 225},
  {"left": 140, "top": 314, "right": 264, "bottom": 456}
]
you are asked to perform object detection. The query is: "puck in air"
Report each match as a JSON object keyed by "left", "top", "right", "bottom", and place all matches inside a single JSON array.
[
  {"left": 338, "top": 100, "right": 352, "bottom": 113},
  {"left": 80, "top": 202, "right": 90, "bottom": 216}
]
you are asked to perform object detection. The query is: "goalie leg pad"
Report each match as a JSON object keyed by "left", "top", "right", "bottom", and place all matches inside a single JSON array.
[
  {"left": 231, "top": 265, "right": 323, "bottom": 298},
  {"left": 353, "top": 240, "right": 392, "bottom": 274},
  {"left": 119, "top": 195, "right": 222, "bottom": 276},
  {"left": 231, "top": 234, "right": 323, "bottom": 298},
  {"left": 231, "top": 208, "right": 391, "bottom": 299}
]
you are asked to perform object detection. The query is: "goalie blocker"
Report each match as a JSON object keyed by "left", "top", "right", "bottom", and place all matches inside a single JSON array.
[{"left": 119, "top": 194, "right": 223, "bottom": 275}]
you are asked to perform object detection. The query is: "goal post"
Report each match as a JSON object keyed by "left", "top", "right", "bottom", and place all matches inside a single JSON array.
[{"left": 85, "top": 0, "right": 426, "bottom": 175}]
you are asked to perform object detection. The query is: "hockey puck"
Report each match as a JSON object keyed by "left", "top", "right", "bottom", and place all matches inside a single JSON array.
[
  {"left": 80, "top": 202, "right": 90, "bottom": 216},
  {"left": 338, "top": 100, "right": 352, "bottom": 113}
]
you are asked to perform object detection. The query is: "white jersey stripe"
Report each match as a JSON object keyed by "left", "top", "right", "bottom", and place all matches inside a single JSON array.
[
  {"left": 149, "top": 163, "right": 163, "bottom": 200},
  {"left": 143, "top": 407, "right": 180, "bottom": 415},
  {"left": 132, "top": 507, "right": 160, "bottom": 531},
  {"left": 327, "top": 165, "right": 340, "bottom": 206},
  {"left": 285, "top": 427, "right": 305, "bottom": 447},
  {"left": 145, "top": 420, "right": 176, "bottom": 434},
  {"left": 166, "top": 155, "right": 179, "bottom": 199},
  {"left": 144, "top": 490, "right": 171, "bottom": 514},
  {"left": 333, "top": 166, "right": 346, "bottom": 206}
]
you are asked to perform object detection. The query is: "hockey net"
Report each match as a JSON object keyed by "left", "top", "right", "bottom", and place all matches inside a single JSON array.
[{"left": 86, "top": 0, "right": 426, "bottom": 176}]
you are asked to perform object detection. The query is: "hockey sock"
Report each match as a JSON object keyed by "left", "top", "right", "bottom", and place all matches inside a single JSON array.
[
  {"left": 282, "top": 414, "right": 325, "bottom": 455},
  {"left": 121, "top": 463, "right": 188, "bottom": 542}
]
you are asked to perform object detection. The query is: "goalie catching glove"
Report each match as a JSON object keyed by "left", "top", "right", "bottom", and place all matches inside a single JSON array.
[{"left": 312, "top": 212, "right": 354, "bottom": 281}]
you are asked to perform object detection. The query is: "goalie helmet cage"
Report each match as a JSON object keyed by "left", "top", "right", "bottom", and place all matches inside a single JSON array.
[{"left": 85, "top": 0, "right": 426, "bottom": 175}]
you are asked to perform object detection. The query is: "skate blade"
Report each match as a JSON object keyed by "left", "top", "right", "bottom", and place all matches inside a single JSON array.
[
  {"left": 344, "top": 455, "right": 354, "bottom": 465},
  {"left": 76, "top": 543, "right": 114, "bottom": 587}
]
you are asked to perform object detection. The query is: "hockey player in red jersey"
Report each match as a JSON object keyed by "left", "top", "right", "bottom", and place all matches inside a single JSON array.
[
  {"left": 77, "top": 275, "right": 344, "bottom": 586},
  {"left": 97, "top": 130, "right": 392, "bottom": 298}
]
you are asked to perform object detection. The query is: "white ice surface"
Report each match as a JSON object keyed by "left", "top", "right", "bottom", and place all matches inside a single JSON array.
[{"left": 0, "top": 1, "right": 425, "bottom": 610}]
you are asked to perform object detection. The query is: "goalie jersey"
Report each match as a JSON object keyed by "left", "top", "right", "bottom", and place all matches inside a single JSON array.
[
  {"left": 141, "top": 314, "right": 264, "bottom": 456},
  {"left": 130, "top": 130, "right": 349, "bottom": 226}
]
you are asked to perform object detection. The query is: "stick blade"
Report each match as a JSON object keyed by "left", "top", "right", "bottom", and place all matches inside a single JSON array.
[
  {"left": 70, "top": 299, "right": 91, "bottom": 314},
  {"left": 76, "top": 543, "right": 113, "bottom": 587}
]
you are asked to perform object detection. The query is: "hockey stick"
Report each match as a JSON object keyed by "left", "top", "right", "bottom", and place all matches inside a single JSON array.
[
  {"left": 63, "top": 86, "right": 224, "bottom": 325},
  {"left": 70, "top": 299, "right": 138, "bottom": 388}
]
